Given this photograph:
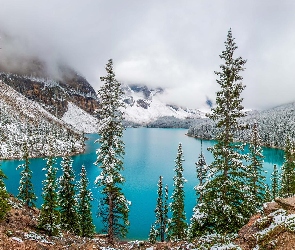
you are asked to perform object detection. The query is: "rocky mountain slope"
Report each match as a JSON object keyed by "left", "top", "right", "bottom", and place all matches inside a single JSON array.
[
  {"left": 0, "top": 81, "right": 85, "bottom": 159},
  {"left": 122, "top": 84, "right": 205, "bottom": 126},
  {"left": 188, "top": 102, "right": 295, "bottom": 148},
  {"left": 0, "top": 66, "right": 99, "bottom": 119}
]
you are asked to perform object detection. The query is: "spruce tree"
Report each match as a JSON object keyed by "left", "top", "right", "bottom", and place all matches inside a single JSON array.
[
  {"left": 264, "top": 184, "right": 272, "bottom": 203},
  {"left": 188, "top": 143, "right": 208, "bottom": 239},
  {"left": 17, "top": 144, "right": 37, "bottom": 207},
  {"left": 95, "top": 59, "right": 129, "bottom": 243},
  {"left": 195, "top": 141, "right": 207, "bottom": 203},
  {"left": 0, "top": 167, "right": 10, "bottom": 220},
  {"left": 58, "top": 155, "right": 79, "bottom": 234},
  {"left": 280, "top": 138, "right": 295, "bottom": 198},
  {"left": 248, "top": 122, "right": 265, "bottom": 210},
  {"left": 198, "top": 29, "right": 253, "bottom": 234},
  {"left": 148, "top": 224, "right": 157, "bottom": 244},
  {"left": 152, "top": 176, "right": 168, "bottom": 242},
  {"left": 38, "top": 156, "right": 60, "bottom": 236},
  {"left": 77, "top": 165, "right": 95, "bottom": 237},
  {"left": 163, "top": 184, "right": 169, "bottom": 240},
  {"left": 271, "top": 164, "right": 280, "bottom": 200},
  {"left": 168, "top": 143, "right": 187, "bottom": 240}
]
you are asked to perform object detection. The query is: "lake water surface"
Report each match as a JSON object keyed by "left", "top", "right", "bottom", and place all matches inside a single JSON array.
[{"left": 1, "top": 128, "right": 285, "bottom": 240}]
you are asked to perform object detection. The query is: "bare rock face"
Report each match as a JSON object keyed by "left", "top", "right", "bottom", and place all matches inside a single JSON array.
[
  {"left": 235, "top": 196, "right": 295, "bottom": 249},
  {"left": 0, "top": 60, "right": 99, "bottom": 118}
]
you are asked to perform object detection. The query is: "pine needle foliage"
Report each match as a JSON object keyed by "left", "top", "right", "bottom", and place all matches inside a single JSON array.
[
  {"left": 17, "top": 144, "right": 37, "bottom": 207},
  {"left": 77, "top": 165, "right": 95, "bottom": 237},
  {"left": 195, "top": 148, "right": 207, "bottom": 203},
  {"left": 198, "top": 29, "right": 253, "bottom": 234},
  {"left": 38, "top": 156, "right": 60, "bottom": 236},
  {"left": 151, "top": 176, "right": 169, "bottom": 242},
  {"left": 148, "top": 224, "right": 157, "bottom": 244},
  {"left": 168, "top": 143, "right": 187, "bottom": 240},
  {"left": 58, "top": 155, "right": 80, "bottom": 234},
  {"left": 271, "top": 164, "right": 280, "bottom": 200},
  {"left": 164, "top": 184, "right": 169, "bottom": 240},
  {"left": 188, "top": 147, "right": 208, "bottom": 239},
  {"left": 95, "top": 59, "right": 129, "bottom": 243},
  {"left": 248, "top": 122, "right": 265, "bottom": 210},
  {"left": 280, "top": 138, "right": 295, "bottom": 198},
  {"left": 0, "top": 167, "right": 10, "bottom": 220}
]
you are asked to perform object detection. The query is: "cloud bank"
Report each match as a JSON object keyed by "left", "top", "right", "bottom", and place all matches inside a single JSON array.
[{"left": 0, "top": 0, "right": 295, "bottom": 110}]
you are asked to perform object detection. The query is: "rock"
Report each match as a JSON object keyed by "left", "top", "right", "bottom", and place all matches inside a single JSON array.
[
  {"left": 264, "top": 201, "right": 281, "bottom": 215},
  {"left": 275, "top": 197, "right": 295, "bottom": 211}
]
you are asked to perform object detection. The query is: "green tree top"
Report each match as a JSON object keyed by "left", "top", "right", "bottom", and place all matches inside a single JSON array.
[{"left": 95, "top": 59, "right": 129, "bottom": 243}]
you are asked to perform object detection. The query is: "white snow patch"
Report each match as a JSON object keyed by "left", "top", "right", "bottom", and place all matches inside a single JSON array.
[
  {"left": 11, "top": 237, "right": 23, "bottom": 243},
  {"left": 62, "top": 102, "right": 99, "bottom": 133},
  {"left": 123, "top": 94, "right": 205, "bottom": 124}
]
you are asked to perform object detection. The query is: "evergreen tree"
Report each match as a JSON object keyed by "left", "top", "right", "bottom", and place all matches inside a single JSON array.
[
  {"left": 264, "top": 184, "right": 272, "bottom": 203},
  {"left": 148, "top": 224, "right": 157, "bottom": 244},
  {"left": 95, "top": 59, "right": 129, "bottom": 243},
  {"left": 153, "top": 176, "right": 168, "bottom": 242},
  {"left": 195, "top": 141, "right": 207, "bottom": 203},
  {"left": 168, "top": 143, "right": 187, "bottom": 240},
  {"left": 248, "top": 122, "right": 265, "bottom": 210},
  {"left": 163, "top": 184, "right": 169, "bottom": 240},
  {"left": 271, "top": 164, "right": 280, "bottom": 200},
  {"left": 188, "top": 143, "right": 208, "bottom": 239},
  {"left": 38, "top": 156, "right": 60, "bottom": 236},
  {"left": 58, "top": 155, "right": 79, "bottom": 234},
  {"left": 0, "top": 167, "right": 10, "bottom": 220},
  {"left": 280, "top": 138, "right": 295, "bottom": 198},
  {"left": 17, "top": 144, "right": 37, "bottom": 207},
  {"left": 198, "top": 29, "right": 253, "bottom": 234},
  {"left": 77, "top": 165, "right": 95, "bottom": 237}
]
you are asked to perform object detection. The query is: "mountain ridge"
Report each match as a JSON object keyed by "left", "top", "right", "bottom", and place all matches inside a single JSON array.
[
  {"left": 122, "top": 84, "right": 206, "bottom": 126},
  {"left": 0, "top": 80, "right": 85, "bottom": 159}
]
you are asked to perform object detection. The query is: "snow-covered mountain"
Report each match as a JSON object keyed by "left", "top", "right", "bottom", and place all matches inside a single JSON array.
[
  {"left": 122, "top": 84, "right": 205, "bottom": 126},
  {"left": 61, "top": 102, "right": 99, "bottom": 133},
  {"left": 0, "top": 81, "right": 85, "bottom": 159}
]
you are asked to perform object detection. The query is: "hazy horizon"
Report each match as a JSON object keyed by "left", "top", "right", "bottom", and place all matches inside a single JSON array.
[{"left": 0, "top": 1, "right": 295, "bottom": 110}]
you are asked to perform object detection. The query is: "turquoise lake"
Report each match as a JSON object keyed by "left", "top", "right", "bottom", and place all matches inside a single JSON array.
[{"left": 1, "top": 128, "right": 285, "bottom": 240}]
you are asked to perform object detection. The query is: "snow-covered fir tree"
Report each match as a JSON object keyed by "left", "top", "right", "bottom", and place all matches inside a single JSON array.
[
  {"left": 95, "top": 59, "right": 129, "bottom": 243},
  {"left": 168, "top": 143, "right": 187, "bottom": 240},
  {"left": 271, "top": 164, "right": 280, "bottom": 200},
  {"left": 188, "top": 142, "right": 208, "bottom": 239},
  {"left": 164, "top": 184, "right": 169, "bottom": 240},
  {"left": 280, "top": 138, "right": 295, "bottom": 198},
  {"left": 38, "top": 156, "right": 60, "bottom": 236},
  {"left": 17, "top": 144, "right": 37, "bottom": 207},
  {"left": 197, "top": 29, "right": 254, "bottom": 234},
  {"left": 0, "top": 167, "right": 10, "bottom": 220},
  {"left": 264, "top": 184, "right": 272, "bottom": 203},
  {"left": 151, "top": 176, "right": 168, "bottom": 242},
  {"left": 148, "top": 224, "right": 157, "bottom": 244},
  {"left": 58, "top": 155, "right": 79, "bottom": 234},
  {"left": 195, "top": 140, "right": 207, "bottom": 203},
  {"left": 248, "top": 122, "right": 265, "bottom": 210},
  {"left": 77, "top": 165, "right": 95, "bottom": 237}
]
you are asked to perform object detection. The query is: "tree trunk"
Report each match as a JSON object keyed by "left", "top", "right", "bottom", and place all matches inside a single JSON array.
[{"left": 108, "top": 193, "right": 114, "bottom": 244}]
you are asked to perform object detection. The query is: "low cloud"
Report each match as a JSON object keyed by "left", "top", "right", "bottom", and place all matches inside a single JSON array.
[{"left": 0, "top": 0, "right": 295, "bottom": 110}]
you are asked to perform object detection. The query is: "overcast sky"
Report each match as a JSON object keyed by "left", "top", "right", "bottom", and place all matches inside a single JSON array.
[{"left": 0, "top": 0, "right": 295, "bottom": 110}]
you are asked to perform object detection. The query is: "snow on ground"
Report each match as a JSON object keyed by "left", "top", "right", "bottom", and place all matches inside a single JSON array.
[
  {"left": 0, "top": 81, "right": 85, "bottom": 159},
  {"left": 62, "top": 102, "right": 99, "bottom": 133}
]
